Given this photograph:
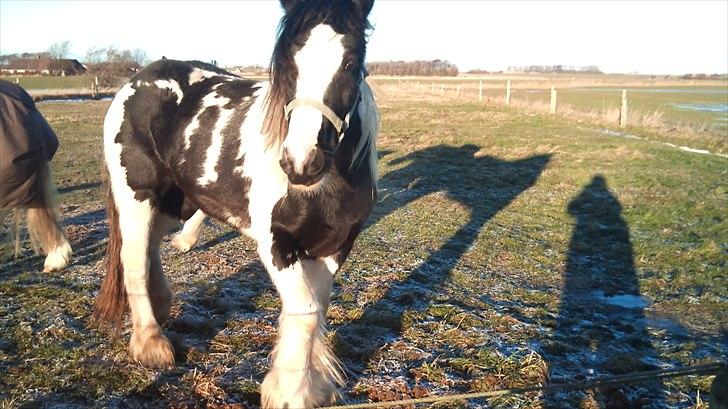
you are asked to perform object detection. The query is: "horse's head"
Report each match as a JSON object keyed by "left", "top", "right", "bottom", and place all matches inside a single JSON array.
[{"left": 263, "top": 0, "right": 374, "bottom": 187}]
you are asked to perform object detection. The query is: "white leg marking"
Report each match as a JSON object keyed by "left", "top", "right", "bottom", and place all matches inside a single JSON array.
[
  {"left": 283, "top": 24, "right": 345, "bottom": 174},
  {"left": 171, "top": 209, "right": 206, "bottom": 253},
  {"left": 103, "top": 84, "right": 173, "bottom": 367},
  {"left": 43, "top": 240, "right": 72, "bottom": 272},
  {"left": 259, "top": 251, "right": 343, "bottom": 407}
]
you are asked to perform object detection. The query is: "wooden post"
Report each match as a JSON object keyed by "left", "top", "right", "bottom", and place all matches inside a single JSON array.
[
  {"left": 440, "top": 84, "right": 444, "bottom": 96},
  {"left": 505, "top": 80, "right": 511, "bottom": 105},
  {"left": 456, "top": 85, "right": 460, "bottom": 96},
  {"left": 479, "top": 80, "right": 483, "bottom": 102},
  {"left": 620, "top": 89, "right": 628, "bottom": 127},
  {"left": 550, "top": 85, "right": 557, "bottom": 114}
]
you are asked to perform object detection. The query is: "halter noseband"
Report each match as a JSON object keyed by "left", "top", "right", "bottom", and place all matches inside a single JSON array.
[{"left": 284, "top": 98, "right": 348, "bottom": 134}]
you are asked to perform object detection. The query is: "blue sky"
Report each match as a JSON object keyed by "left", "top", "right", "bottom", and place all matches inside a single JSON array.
[{"left": 1, "top": 1, "right": 727, "bottom": 74}]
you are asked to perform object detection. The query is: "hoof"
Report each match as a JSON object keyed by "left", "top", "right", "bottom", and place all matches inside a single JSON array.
[
  {"left": 43, "top": 242, "right": 72, "bottom": 272},
  {"left": 130, "top": 331, "right": 175, "bottom": 368},
  {"left": 171, "top": 233, "right": 196, "bottom": 253},
  {"left": 261, "top": 367, "right": 337, "bottom": 409}
]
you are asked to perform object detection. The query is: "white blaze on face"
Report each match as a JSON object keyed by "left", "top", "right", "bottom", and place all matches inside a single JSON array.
[{"left": 283, "top": 24, "right": 345, "bottom": 173}]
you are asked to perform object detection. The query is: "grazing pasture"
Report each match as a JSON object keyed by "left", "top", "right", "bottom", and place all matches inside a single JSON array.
[{"left": 0, "top": 81, "right": 725, "bottom": 407}]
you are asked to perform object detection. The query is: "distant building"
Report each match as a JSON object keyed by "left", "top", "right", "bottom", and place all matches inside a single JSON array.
[{"left": 1, "top": 57, "right": 86, "bottom": 76}]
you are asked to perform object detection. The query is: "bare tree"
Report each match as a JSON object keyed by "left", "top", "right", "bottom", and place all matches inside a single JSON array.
[
  {"left": 83, "top": 45, "right": 147, "bottom": 87},
  {"left": 48, "top": 41, "right": 71, "bottom": 59},
  {"left": 84, "top": 46, "right": 106, "bottom": 64}
]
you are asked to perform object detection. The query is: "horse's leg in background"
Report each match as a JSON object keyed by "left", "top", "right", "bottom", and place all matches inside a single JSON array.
[
  {"left": 26, "top": 161, "right": 72, "bottom": 272},
  {"left": 260, "top": 254, "right": 342, "bottom": 408},
  {"left": 147, "top": 213, "right": 179, "bottom": 324},
  {"left": 171, "top": 209, "right": 205, "bottom": 252}
]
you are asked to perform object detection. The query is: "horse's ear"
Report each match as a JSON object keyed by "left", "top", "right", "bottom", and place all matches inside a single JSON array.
[
  {"left": 354, "top": 0, "right": 374, "bottom": 17},
  {"left": 280, "top": 0, "right": 298, "bottom": 13}
]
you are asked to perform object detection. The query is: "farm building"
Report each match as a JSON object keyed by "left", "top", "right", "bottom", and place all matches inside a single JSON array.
[{"left": 1, "top": 57, "right": 86, "bottom": 76}]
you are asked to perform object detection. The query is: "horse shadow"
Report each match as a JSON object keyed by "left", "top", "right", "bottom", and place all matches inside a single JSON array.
[
  {"left": 333, "top": 144, "right": 551, "bottom": 367},
  {"left": 542, "top": 175, "right": 666, "bottom": 407}
]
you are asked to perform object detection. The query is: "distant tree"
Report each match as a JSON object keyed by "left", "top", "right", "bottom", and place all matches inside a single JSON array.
[
  {"left": 83, "top": 45, "right": 146, "bottom": 87},
  {"left": 48, "top": 41, "right": 71, "bottom": 59},
  {"left": 367, "top": 60, "right": 459, "bottom": 76}
]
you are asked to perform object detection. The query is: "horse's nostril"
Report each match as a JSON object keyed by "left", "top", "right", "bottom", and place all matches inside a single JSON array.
[
  {"left": 306, "top": 149, "right": 325, "bottom": 176},
  {"left": 280, "top": 147, "right": 327, "bottom": 186}
]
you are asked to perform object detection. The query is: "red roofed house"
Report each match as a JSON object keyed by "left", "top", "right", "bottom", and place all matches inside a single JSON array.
[{"left": 2, "top": 57, "right": 86, "bottom": 76}]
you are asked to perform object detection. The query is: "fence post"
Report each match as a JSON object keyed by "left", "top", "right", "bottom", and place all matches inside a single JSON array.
[
  {"left": 505, "top": 80, "right": 511, "bottom": 105},
  {"left": 479, "top": 80, "right": 483, "bottom": 102},
  {"left": 550, "top": 85, "right": 557, "bottom": 114},
  {"left": 620, "top": 89, "right": 628, "bottom": 127}
]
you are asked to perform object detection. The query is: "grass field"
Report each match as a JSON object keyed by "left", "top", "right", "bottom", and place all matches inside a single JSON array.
[
  {"left": 0, "top": 85, "right": 725, "bottom": 408},
  {"left": 1, "top": 74, "right": 94, "bottom": 91},
  {"left": 373, "top": 76, "right": 728, "bottom": 155}
]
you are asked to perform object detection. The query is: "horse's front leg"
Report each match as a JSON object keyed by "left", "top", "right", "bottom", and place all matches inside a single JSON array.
[{"left": 260, "top": 255, "right": 342, "bottom": 408}]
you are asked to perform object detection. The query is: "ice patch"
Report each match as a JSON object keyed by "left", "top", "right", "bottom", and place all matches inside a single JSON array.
[
  {"left": 599, "top": 129, "right": 643, "bottom": 139},
  {"left": 679, "top": 146, "right": 711, "bottom": 155},
  {"left": 670, "top": 102, "right": 728, "bottom": 113},
  {"left": 591, "top": 290, "right": 649, "bottom": 309}
]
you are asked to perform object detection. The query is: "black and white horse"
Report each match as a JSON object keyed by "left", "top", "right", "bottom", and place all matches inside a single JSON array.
[{"left": 95, "top": 0, "right": 378, "bottom": 406}]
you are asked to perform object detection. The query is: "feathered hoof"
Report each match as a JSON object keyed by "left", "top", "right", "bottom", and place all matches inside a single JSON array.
[
  {"left": 130, "top": 331, "right": 175, "bottom": 368},
  {"left": 261, "top": 367, "right": 337, "bottom": 409},
  {"left": 171, "top": 233, "right": 196, "bottom": 253},
  {"left": 43, "top": 241, "right": 72, "bottom": 272}
]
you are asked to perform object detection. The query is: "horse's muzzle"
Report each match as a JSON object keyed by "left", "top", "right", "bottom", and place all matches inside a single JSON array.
[{"left": 280, "top": 147, "right": 327, "bottom": 186}]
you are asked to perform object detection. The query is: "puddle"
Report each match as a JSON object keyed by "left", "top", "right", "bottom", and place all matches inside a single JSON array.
[
  {"left": 591, "top": 290, "right": 650, "bottom": 309},
  {"left": 574, "top": 88, "right": 728, "bottom": 94},
  {"left": 38, "top": 96, "right": 113, "bottom": 104},
  {"left": 670, "top": 103, "right": 728, "bottom": 113}
]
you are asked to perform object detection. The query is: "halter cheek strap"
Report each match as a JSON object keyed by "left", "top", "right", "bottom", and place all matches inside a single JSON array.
[{"left": 284, "top": 99, "right": 347, "bottom": 134}]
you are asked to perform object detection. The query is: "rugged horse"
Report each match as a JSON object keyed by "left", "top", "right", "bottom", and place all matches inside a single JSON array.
[{"left": 94, "top": 0, "right": 378, "bottom": 406}]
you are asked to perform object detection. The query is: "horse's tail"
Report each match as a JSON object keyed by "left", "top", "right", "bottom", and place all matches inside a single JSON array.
[{"left": 94, "top": 170, "right": 127, "bottom": 327}]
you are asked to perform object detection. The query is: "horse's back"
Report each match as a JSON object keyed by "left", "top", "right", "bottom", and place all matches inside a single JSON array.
[{"left": 104, "top": 59, "right": 262, "bottom": 222}]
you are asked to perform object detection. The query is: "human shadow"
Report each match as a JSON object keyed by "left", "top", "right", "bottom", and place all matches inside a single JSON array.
[
  {"left": 542, "top": 175, "right": 665, "bottom": 407},
  {"left": 334, "top": 144, "right": 551, "bottom": 367}
]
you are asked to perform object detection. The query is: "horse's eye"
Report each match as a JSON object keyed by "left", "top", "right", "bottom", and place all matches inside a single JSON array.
[{"left": 344, "top": 61, "right": 355, "bottom": 71}]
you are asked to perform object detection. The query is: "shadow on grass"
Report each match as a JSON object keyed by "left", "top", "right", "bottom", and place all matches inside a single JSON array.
[
  {"left": 0, "top": 207, "right": 108, "bottom": 279},
  {"left": 333, "top": 144, "right": 551, "bottom": 367},
  {"left": 57, "top": 181, "right": 102, "bottom": 194},
  {"left": 542, "top": 175, "right": 666, "bottom": 407}
]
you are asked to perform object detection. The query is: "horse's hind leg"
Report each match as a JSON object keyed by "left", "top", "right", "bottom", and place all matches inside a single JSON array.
[
  {"left": 171, "top": 209, "right": 205, "bottom": 253},
  {"left": 148, "top": 214, "right": 179, "bottom": 324},
  {"left": 260, "top": 256, "right": 342, "bottom": 408},
  {"left": 27, "top": 161, "right": 72, "bottom": 272},
  {"left": 117, "top": 197, "right": 174, "bottom": 367}
]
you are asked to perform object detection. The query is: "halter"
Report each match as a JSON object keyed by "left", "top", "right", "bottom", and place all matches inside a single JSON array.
[
  {"left": 283, "top": 81, "right": 363, "bottom": 137},
  {"left": 284, "top": 98, "right": 348, "bottom": 134}
]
